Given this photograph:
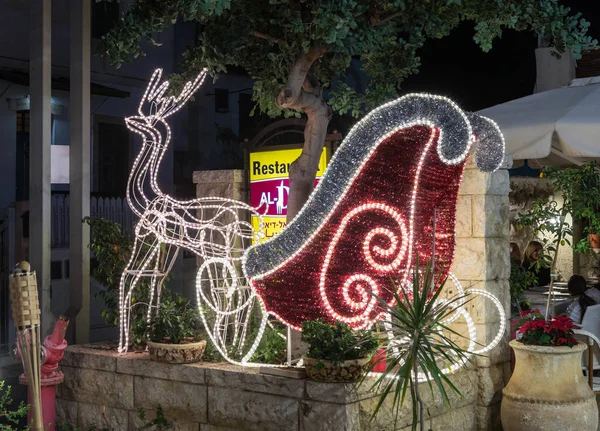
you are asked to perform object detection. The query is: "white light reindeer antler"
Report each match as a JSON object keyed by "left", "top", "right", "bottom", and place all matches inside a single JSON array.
[{"left": 138, "top": 68, "right": 208, "bottom": 120}]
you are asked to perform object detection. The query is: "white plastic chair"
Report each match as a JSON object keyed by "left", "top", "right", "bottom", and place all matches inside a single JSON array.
[
  {"left": 573, "top": 304, "right": 600, "bottom": 392},
  {"left": 552, "top": 299, "right": 571, "bottom": 316}
]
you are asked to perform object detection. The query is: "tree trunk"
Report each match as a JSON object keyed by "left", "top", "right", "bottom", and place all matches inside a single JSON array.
[
  {"left": 276, "top": 47, "right": 331, "bottom": 359},
  {"left": 276, "top": 46, "right": 332, "bottom": 222}
]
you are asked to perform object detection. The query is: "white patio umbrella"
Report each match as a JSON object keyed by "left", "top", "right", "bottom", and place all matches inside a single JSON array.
[{"left": 478, "top": 76, "right": 600, "bottom": 166}]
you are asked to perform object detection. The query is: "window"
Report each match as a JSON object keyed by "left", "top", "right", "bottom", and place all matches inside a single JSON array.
[
  {"left": 16, "top": 111, "right": 30, "bottom": 133},
  {"left": 215, "top": 88, "right": 229, "bottom": 113},
  {"left": 97, "top": 121, "right": 129, "bottom": 196},
  {"left": 21, "top": 211, "right": 29, "bottom": 238},
  {"left": 51, "top": 261, "right": 62, "bottom": 280},
  {"left": 92, "top": 1, "right": 119, "bottom": 39}
]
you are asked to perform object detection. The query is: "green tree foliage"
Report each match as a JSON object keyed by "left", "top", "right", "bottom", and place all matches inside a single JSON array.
[
  {"left": 100, "top": 0, "right": 596, "bottom": 222},
  {"left": 100, "top": 0, "right": 596, "bottom": 118},
  {"left": 0, "top": 381, "right": 28, "bottom": 431}
]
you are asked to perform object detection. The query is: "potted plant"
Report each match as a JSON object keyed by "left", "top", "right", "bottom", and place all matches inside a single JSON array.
[
  {"left": 147, "top": 293, "right": 207, "bottom": 364},
  {"left": 301, "top": 320, "right": 378, "bottom": 382},
  {"left": 370, "top": 324, "right": 388, "bottom": 373},
  {"left": 501, "top": 308, "right": 598, "bottom": 431},
  {"left": 516, "top": 194, "right": 573, "bottom": 318},
  {"left": 543, "top": 162, "right": 600, "bottom": 253},
  {"left": 359, "top": 263, "right": 472, "bottom": 431},
  {"left": 573, "top": 163, "right": 600, "bottom": 251}
]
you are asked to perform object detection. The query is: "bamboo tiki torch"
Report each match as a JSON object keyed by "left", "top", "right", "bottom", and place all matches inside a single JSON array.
[{"left": 9, "top": 261, "right": 44, "bottom": 431}]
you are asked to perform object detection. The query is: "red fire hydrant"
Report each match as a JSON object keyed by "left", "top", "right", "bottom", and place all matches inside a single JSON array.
[{"left": 18, "top": 316, "right": 70, "bottom": 431}]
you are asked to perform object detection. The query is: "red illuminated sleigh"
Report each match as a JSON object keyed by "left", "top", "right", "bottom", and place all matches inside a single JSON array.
[{"left": 242, "top": 94, "right": 504, "bottom": 331}]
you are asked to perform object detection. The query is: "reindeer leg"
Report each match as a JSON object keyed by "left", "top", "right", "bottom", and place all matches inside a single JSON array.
[
  {"left": 119, "top": 236, "right": 144, "bottom": 353},
  {"left": 118, "top": 236, "right": 160, "bottom": 352}
]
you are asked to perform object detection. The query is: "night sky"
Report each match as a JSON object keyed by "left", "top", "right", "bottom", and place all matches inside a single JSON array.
[{"left": 400, "top": 0, "right": 600, "bottom": 111}]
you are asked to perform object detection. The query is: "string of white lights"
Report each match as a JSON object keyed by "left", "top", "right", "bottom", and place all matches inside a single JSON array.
[
  {"left": 118, "top": 69, "right": 269, "bottom": 365},
  {"left": 319, "top": 202, "right": 410, "bottom": 326},
  {"left": 378, "top": 277, "right": 506, "bottom": 382},
  {"left": 118, "top": 70, "right": 506, "bottom": 372}
]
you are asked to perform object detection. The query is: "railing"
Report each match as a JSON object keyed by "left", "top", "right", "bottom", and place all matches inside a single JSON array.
[
  {"left": 51, "top": 195, "right": 135, "bottom": 248},
  {"left": 577, "top": 50, "right": 600, "bottom": 79},
  {"left": 0, "top": 208, "right": 15, "bottom": 356}
]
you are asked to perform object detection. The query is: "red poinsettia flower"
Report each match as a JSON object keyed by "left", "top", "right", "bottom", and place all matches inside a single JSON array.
[{"left": 516, "top": 312, "right": 578, "bottom": 347}]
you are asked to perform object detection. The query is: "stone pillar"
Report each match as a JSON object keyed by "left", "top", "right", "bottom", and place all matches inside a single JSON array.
[
  {"left": 193, "top": 170, "right": 246, "bottom": 202},
  {"left": 68, "top": 0, "right": 91, "bottom": 344},
  {"left": 451, "top": 157, "right": 511, "bottom": 431},
  {"left": 191, "top": 170, "right": 246, "bottom": 300},
  {"left": 29, "top": 0, "right": 53, "bottom": 336}
]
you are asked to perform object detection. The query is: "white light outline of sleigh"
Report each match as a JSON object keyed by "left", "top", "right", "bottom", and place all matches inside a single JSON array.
[{"left": 120, "top": 69, "right": 506, "bottom": 372}]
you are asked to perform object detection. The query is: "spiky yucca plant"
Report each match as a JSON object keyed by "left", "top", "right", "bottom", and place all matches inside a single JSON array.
[{"left": 360, "top": 262, "right": 473, "bottom": 431}]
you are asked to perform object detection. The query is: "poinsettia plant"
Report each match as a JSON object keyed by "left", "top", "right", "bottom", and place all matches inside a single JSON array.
[{"left": 516, "top": 308, "right": 579, "bottom": 347}]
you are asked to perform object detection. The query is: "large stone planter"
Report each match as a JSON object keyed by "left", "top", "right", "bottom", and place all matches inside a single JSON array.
[
  {"left": 501, "top": 340, "right": 598, "bottom": 431},
  {"left": 147, "top": 340, "right": 206, "bottom": 364},
  {"left": 303, "top": 356, "right": 370, "bottom": 382}
]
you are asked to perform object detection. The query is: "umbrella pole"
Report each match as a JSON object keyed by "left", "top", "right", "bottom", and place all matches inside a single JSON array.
[{"left": 544, "top": 209, "right": 568, "bottom": 321}]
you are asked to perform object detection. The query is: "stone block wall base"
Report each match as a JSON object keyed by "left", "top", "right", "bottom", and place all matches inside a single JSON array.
[{"left": 56, "top": 345, "right": 481, "bottom": 431}]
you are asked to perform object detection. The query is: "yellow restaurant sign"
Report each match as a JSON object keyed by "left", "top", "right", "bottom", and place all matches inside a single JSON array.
[
  {"left": 249, "top": 147, "right": 328, "bottom": 182},
  {"left": 250, "top": 147, "right": 328, "bottom": 243}
]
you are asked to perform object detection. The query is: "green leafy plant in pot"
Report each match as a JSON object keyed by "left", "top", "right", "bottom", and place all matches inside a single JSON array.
[
  {"left": 301, "top": 320, "right": 378, "bottom": 382},
  {"left": 542, "top": 162, "right": 600, "bottom": 253},
  {"left": 359, "top": 262, "right": 472, "bottom": 431},
  {"left": 572, "top": 162, "right": 600, "bottom": 251},
  {"left": 516, "top": 196, "right": 572, "bottom": 319},
  {"left": 147, "top": 292, "right": 206, "bottom": 364}
]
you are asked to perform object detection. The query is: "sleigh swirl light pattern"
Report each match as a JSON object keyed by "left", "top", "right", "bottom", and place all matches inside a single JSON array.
[
  {"left": 119, "top": 69, "right": 506, "bottom": 368},
  {"left": 243, "top": 94, "right": 505, "bottom": 331}
]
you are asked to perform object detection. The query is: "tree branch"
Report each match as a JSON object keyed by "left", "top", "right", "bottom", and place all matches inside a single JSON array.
[
  {"left": 377, "top": 11, "right": 402, "bottom": 25},
  {"left": 251, "top": 31, "right": 286, "bottom": 45},
  {"left": 276, "top": 46, "right": 326, "bottom": 109},
  {"left": 302, "top": 71, "right": 321, "bottom": 98}
]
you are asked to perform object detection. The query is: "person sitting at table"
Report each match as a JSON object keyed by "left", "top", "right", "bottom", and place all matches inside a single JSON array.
[
  {"left": 510, "top": 242, "right": 522, "bottom": 266},
  {"left": 566, "top": 275, "right": 600, "bottom": 323},
  {"left": 522, "top": 241, "right": 551, "bottom": 288}
]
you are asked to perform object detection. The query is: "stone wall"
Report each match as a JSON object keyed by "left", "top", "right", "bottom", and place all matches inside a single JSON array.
[
  {"left": 186, "top": 159, "right": 511, "bottom": 430},
  {"left": 452, "top": 158, "right": 511, "bottom": 431},
  {"left": 56, "top": 345, "right": 478, "bottom": 431}
]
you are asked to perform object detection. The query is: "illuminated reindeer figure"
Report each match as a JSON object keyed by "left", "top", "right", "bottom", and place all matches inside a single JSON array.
[{"left": 119, "top": 69, "right": 267, "bottom": 363}]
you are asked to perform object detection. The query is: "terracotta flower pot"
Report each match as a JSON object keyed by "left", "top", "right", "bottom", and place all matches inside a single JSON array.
[
  {"left": 147, "top": 339, "right": 207, "bottom": 364},
  {"left": 501, "top": 340, "right": 598, "bottom": 431},
  {"left": 303, "top": 356, "right": 370, "bottom": 382}
]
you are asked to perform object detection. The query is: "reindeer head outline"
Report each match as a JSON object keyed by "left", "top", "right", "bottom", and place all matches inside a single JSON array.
[{"left": 125, "top": 68, "right": 208, "bottom": 147}]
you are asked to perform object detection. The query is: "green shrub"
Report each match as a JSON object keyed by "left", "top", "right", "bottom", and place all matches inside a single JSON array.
[
  {"left": 251, "top": 325, "right": 287, "bottom": 365},
  {"left": 0, "top": 381, "right": 28, "bottom": 431},
  {"left": 149, "top": 292, "right": 199, "bottom": 344},
  {"left": 301, "top": 320, "right": 378, "bottom": 365},
  {"left": 83, "top": 217, "right": 152, "bottom": 346},
  {"left": 509, "top": 265, "right": 537, "bottom": 311}
]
